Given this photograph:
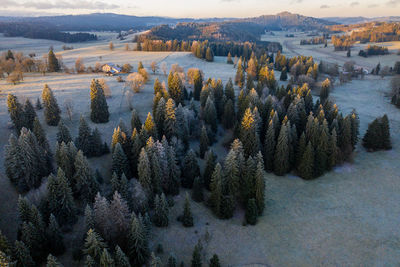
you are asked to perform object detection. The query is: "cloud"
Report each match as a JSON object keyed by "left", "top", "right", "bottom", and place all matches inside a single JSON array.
[
  {"left": 1, "top": 0, "right": 119, "bottom": 10},
  {"left": 368, "top": 3, "right": 379, "bottom": 8},
  {"left": 320, "top": 4, "right": 330, "bottom": 8},
  {"left": 350, "top": 1, "right": 359, "bottom": 7},
  {"left": 386, "top": 0, "right": 400, "bottom": 7},
  {"left": 221, "top": 0, "right": 240, "bottom": 2}
]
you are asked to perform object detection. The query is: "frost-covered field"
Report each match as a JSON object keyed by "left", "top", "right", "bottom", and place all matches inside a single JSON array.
[{"left": 0, "top": 33, "right": 400, "bottom": 266}]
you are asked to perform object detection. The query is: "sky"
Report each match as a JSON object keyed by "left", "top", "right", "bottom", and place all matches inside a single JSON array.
[{"left": 0, "top": 0, "right": 400, "bottom": 18}]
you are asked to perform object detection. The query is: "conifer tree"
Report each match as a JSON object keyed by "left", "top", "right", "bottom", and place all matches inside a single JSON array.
[
  {"left": 209, "top": 163, "right": 223, "bottom": 216},
  {"left": 192, "top": 176, "right": 204, "bottom": 202},
  {"left": 13, "top": 240, "right": 35, "bottom": 267},
  {"left": 222, "top": 99, "right": 235, "bottom": 129},
  {"left": 225, "top": 78, "right": 235, "bottom": 103},
  {"left": 7, "top": 94, "right": 25, "bottom": 133},
  {"left": 264, "top": 120, "right": 276, "bottom": 172},
  {"left": 204, "top": 96, "right": 218, "bottom": 133},
  {"left": 328, "top": 129, "right": 338, "bottom": 170},
  {"left": 254, "top": 161, "right": 265, "bottom": 215},
  {"left": 100, "top": 248, "right": 114, "bottom": 267},
  {"left": 128, "top": 217, "right": 149, "bottom": 266},
  {"left": 36, "top": 98, "right": 42, "bottom": 110},
  {"left": 203, "top": 150, "right": 217, "bottom": 190},
  {"left": 182, "top": 150, "right": 200, "bottom": 188},
  {"left": 205, "top": 47, "right": 214, "bottom": 62},
  {"left": 75, "top": 116, "right": 93, "bottom": 156},
  {"left": 153, "top": 193, "right": 169, "bottom": 227},
  {"left": 150, "top": 252, "right": 162, "bottom": 267},
  {"left": 90, "top": 79, "right": 109, "bottom": 123},
  {"left": 314, "top": 126, "right": 329, "bottom": 177},
  {"left": 42, "top": 84, "right": 61, "bottom": 126},
  {"left": 320, "top": 78, "right": 331, "bottom": 103},
  {"left": 191, "top": 242, "right": 202, "bottom": 267},
  {"left": 167, "top": 254, "right": 177, "bottom": 267},
  {"left": 227, "top": 52, "right": 233, "bottom": 64},
  {"left": 33, "top": 117, "right": 53, "bottom": 170},
  {"left": 47, "top": 214, "right": 65, "bottom": 255},
  {"left": 164, "top": 98, "right": 177, "bottom": 140},
  {"left": 209, "top": 254, "right": 221, "bottom": 267},
  {"left": 114, "top": 246, "right": 131, "bottom": 267},
  {"left": 46, "top": 168, "right": 76, "bottom": 225},
  {"left": 166, "top": 144, "right": 181, "bottom": 195},
  {"left": 24, "top": 99, "right": 36, "bottom": 130},
  {"left": 112, "top": 143, "right": 130, "bottom": 178},
  {"left": 48, "top": 49, "right": 60, "bottom": 72},
  {"left": 182, "top": 193, "right": 194, "bottom": 227},
  {"left": 240, "top": 108, "right": 260, "bottom": 157},
  {"left": 168, "top": 72, "right": 184, "bottom": 105},
  {"left": 193, "top": 69, "right": 203, "bottom": 100},
  {"left": 298, "top": 142, "right": 314, "bottom": 180},
  {"left": 199, "top": 125, "right": 209, "bottom": 158},
  {"left": 380, "top": 114, "right": 391, "bottom": 150},
  {"left": 73, "top": 150, "right": 99, "bottom": 202},
  {"left": 274, "top": 123, "right": 290, "bottom": 176},
  {"left": 138, "top": 148, "right": 152, "bottom": 194},
  {"left": 83, "top": 229, "right": 107, "bottom": 262},
  {"left": 155, "top": 97, "right": 166, "bottom": 137},
  {"left": 144, "top": 112, "right": 157, "bottom": 138},
  {"left": 175, "top": 104, "right": 189, "bottom": 147},
  {"left": 235, "top": 59, "right": 245, "bottom": 88},
  {"left": 84, "top": 205, "right": 95, "bottom": 233},
  {"left": 131, "top": 109, "right": 142, "bottom": 131},
  {"left": 84, "top": 255, "right": 96, "bottom": 267},
  {"left": 46, "top": 254, "right": 63, "bottom": 267},
  {"left": 245, "top": 198, "right": 258, "bottom": 225},
  {"left": 110, "top": 192, "right": 130, "bottom": 241},
  {"left": 56, "top": 120, "right": 72, "bottom": 144},
  {"left": 280, "top": 67, "right": 288, "bottom": 81}
]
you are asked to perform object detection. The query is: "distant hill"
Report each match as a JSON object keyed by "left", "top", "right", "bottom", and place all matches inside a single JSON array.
[
  {"left": 239, "top": 11, "right": 336, "bottom": 31},
  {"left": 324, "top": 16, "right": 400, "bottom": 25}
]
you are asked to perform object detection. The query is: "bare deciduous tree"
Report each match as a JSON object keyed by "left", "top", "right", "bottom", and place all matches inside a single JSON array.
[
  {"left": 151, "top": 61, "right": 158, "bottom": 74},
  {"left": 75, "top": 57, "right": 85, "bottom": 73},
  {"left": 109, "top": 42, "right": 114, "bottom": 51},
  {"left": 7, "top": 70, "right": 23, "bottom": 85},
  {"left": 161, "top": 62, "right": 167, "bottom": 76},
  {"left": 126, "top": 72, "right": 145, "bottom": 93},
  {"left": 64, "top": 99, "right": 74, "bottom": 121}
]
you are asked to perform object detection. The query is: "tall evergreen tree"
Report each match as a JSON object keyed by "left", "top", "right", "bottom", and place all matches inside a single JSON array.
[
  {"left": 23, "top": 99, "right": 36, "bottom": 130},
  {"left": 128, "top": 217, "right": 149, "bottom": 266},
  {"left": 75, "top": 116, "right": 92, "bottom": 156},
  {"left": 112, "top": 143, "right": 130, "bottom": 178},
  {"left": 182, "top": 150, "right": 200, "bottom": 188},
  {"left": 182, "top": 193, "right": 194, "bottom": 227},
  {"left": 153, "top": 193, "right": 169, "bottom": 227},
  {"left": 254, "top": 161, "right": 265, "bottom": 215},
  {"left": 138, "top": 148, "right": 152, "bottom": 194},
  {"left": 83, "top": 229, "right": 107, "bottom": 262},
  {"left": 7, "top": 94, "right": 25, "bottom": 133},
  {"left": 209, "top": 163, "right": 223, "bottom": 217},
  {"left": 46, "top": 254, "right": 63, "bottom": 267},
  {"left": 144, "top": 112, "right": 157, "bottom": 139},
  {"left": 240, "top": 108, "right": 260, "bottom": 157},
  {"left": 298, "top": 142, "right": 314, "bottom": 180},
  {"left": 164, "top": 98, "right": 177, "bottom": 140},
  {"left": 274, "top": 123, "right": 290, "bottom": 176},
  {"left": 90, "top": 79, "right": 109, "bottom": 123},
  {"left": 264, "top": 120, "right": 276, "bottom": 172},
  {"left": 114, "top": 246, "right": 131, "bottom": 267},
  {"left": 245, "top": 198, "right": 258, "bottom": 225},
  {"left": 191, "top": 242, "right": 202, "bottom": 267},
  {"left": 204, "top": 96, "right": 218, "bottom": 133},
  {"left": 100, "top": 248, "right": 114, "bottom": 267},
  {"left": 47, "top": 214, "right": 65, "bottom": 255},
  {"left": 42, "top": 84, "right": 61, "bottom": 126},
  {"left": 199, "top": 125, "right": 209, "bottom": 158},
  {"left": 56, "top": 120, "right": 72, "bottom": 144},
  {"left": 73, "top": 150, "right": 99, "bottom": 202},
  {"left": 203, "top": 150, "right": 217, "bottom": 190},
  {"left": 168, "top": 72, "right": 184, "bottom": 105},
  {"left": 209, "top": 254, "right": 221, "bottom": 267},
  {"left": 131, "top": 109, "right": 142, "bottom": 132},
  {"left": 193, "top": 69, "right": 203, "bottom": 101},
  {"left": 48, "top": 50, "right": 60, "bottom": 72},
  {"left": 13, "top": 240, "right": 35, "bottom": 267}
]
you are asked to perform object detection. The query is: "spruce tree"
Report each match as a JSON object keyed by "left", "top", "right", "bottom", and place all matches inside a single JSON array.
[
  {"left": 128, "top": 217, "right": 149, "bottom": 266},
  {"left": 83, "top": 229, "right": 106, "bottom": 262},
  {"left": 100, "top": 248, "right": 114, "bottom": 267},
  {"left": 280, "top": 67, "right": 288, "bottom": 81},
  {"left": 112, "top": 143, "right": 130, "bottom": 178},
  {"left": 381, "top": 114, "right": 391, "bottom": 150},
  {"left": 204, "top": 96, "right": 218, "bottom": 133},
  {"left": 193, "top": 69, "right": 203, "bottom": 100},
  {"left": 298, "top": 142, "right": 314, "bottom": 180},
  {"left": 328, "top": 129, "right": 338, "bottom": 170},
  {"left": 164, "top": 98, "right": 177, "bottom": 140},
  {"left": 46, "top": 254, "right": 63, "bottom": 267},
  {"left": 245, "top": 198, "right": 258, "bottom": 225},
  {"left": 33, "top": 117, "right": 53, "bottom": 171},
  {"left": 13, "top": 240, "right": 35, "bottom": 267},
  {"left": 47, "top": 49, "right": 60, "bottom": 72},
  {"left": 144, "top": 112, "right": 157, "bottom": 139},
  {"left": 191, "top": 242, "right": 202, "bottom": 267},
  {"left": 205, "top": 47, "right": 214, "bottom": 62},
  {"left": 46, "top": 168, "right": 76, "bottom": 225},
  {"left": 56, "top": 120, "right": 72, "bottom": 144},
  {"left": 131, "top": 109, "right": 142, "bottom": 131},
  {"left": 84, "top": 205, "right": 95, "bottom": 233},
  {"left": 23, "top": 99, "right": 36, "bottom": 130},
  {"left": 153, "top": 194, "right": 169, "bottom": 227},
  {"left": 274, "top": 123, "right": 290, "bottom": 176},
  {"left": 175, "top": 104, "right": 189, "bottom": 147},
  {"left": 47, "top": 214, "right": 65, "bottom": 255},
  {"left": 167, "top": 254, "right": 177, "bottom": 267},
  {"left": 182, "top": 150, "right": 200, "bottom": 188},
  {"left": 203, "top": 150, "right": 217, "bottom": 190},
  {"left": 209, "top": 254, "right": 221, "bottom": 267},
  {"left": 182, "top": 193, "right": 194, "bottom": 227},
  {"left": 90, "top": 79, "right": 109, "bottom": 123},
  {"left": 42, "top": 84, "right": 61, "bottom": 126},
  {"left": 75, "top": 116, "right": 92, "bottom": 156},
  {"left": 199, "top": 125, "right": 209, "bottom": 158},
  {"left": 254, "top": 161, "right": 265, "bottom": 215},
  {"left": 36, "top": 98, "right": 42, "bottom": 110},
  {"left": 7, "top": 94, "right": 25, "bottom": 133},
  {"left": 264, "top": 120, "right": 276, "bottom": 172},
  {"left": 209, "top": 163, "right": 223, "bottom": 216},
  {"left": 314, "top": 126, "right": 329, "bottom": 177},
  {"left": 138, "top": 148, "right": 152, "bottom": 193},
  {"left": 73, "top": 150, "right": 99, "bottom": 202},
  {"left": 240, "top": 108, "right": 260, "bottom": 157},
  {"left": 168, "top": 72, "right": 184, "bottom": 105},
  {"left": 114, "top": 246, "right": 131, "bottom": 267}
]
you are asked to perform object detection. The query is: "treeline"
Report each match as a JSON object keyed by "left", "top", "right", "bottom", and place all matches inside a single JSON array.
[
  {"left": 358, "top": 45, "right": 389, "bottom": 57},
  {"left": 331, "top": 35, "right": 353, "bottom": 51},
  {"left": 300, "top": 36, "right": 326, "bottom": 45},
  {"left": 329, "top": 22, "right": 400, "bottom": 43},
  {"left": 0, "top": 22, "right": 97, "bottom": 43},
  {"left": 135, "top": 37, "right": 282, "bottom": 62}
]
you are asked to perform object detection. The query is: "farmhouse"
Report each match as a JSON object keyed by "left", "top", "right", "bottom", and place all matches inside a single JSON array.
[{"left": 102, "top": 63, "right": 121, "bottom": 75}]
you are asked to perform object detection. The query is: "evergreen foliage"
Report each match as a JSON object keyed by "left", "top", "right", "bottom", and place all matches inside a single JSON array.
[
  {"left": 153, "top": 193, "right": 169, "bottom": 227},
  {"left": 182, "top": 150, "right": 200, "bottom": 188},
  {"left": 362, "top": 114, "right": 392, "bottom": 151},
  {"left": 42, "top": 84, "right": 61, "bottom": 126},
  {"left": 182, "top": 193, "right": 194, "bottom": 227},
  {"left": 47, "top": 49, "right": 59, "bottom": 72},
  {"left": 56, "top": 120, "right": 72, "bottom": 144},
  {"left": 90, "top": 79, "right": 109, "bottom": 123},
  {"left": 245, "top": 198, "right": 258, "bottom": 225}
]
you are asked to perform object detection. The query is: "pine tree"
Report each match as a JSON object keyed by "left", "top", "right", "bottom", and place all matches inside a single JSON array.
[
  {"left": 83, "top": 229, "right": 107, "bottom": 262},
  {"left": 56, "top": 120, "right": 72, "bottom": 144},
  {"left": 90, "top": 79, "right": 109, "bottom": 123},
  {"left": 7, "top": 94, "right": 25, "bottom": 133},
  {"left": 153, "top": 194, "right": 169, "bottom": 227},
  {"left": 13, "top": 240, "right": 35, "bottom": 267},
  {"left": 100, "top": 248, "right": 114, "bottom": 267},
  {"left": 46, "top": 168, "right": 76, "bottom": 225},
  {"left": 112, "top": 143, "right": 130, "bottom": 178},
  {"left": 46, "top": 254, "right": 63, "bottom": 267},
  {"left": 182, "top": 150, "right": 200, "bottom": 188},
  {"left": 33, "top": 117, "right": 53, "bottom": 172},
  {"left": 192, "top": 176, "right": 204, "bottom": 202},
  {"left": 191, "top": 242, "right": 202, "bottom": 267},
  {"left": 131, "top": 109, "right": 142, "bottom": 131},
  {"left": 314, "top": 126, "right": 329, "bottom": 177},
  {"left": 91, "top": 128, "right": 104, "bottom": 157},
  {"left": 328, "top": 129, "right": 338, "bottom": 170},
  {"left": 204, "top": 96, "right": 218, "bottom": 133},
  {"left": 182, "top": 193, "right": 194, "bottom": 227},
  {"left": 155, "top": 97, "right": 166, "bottom": 137},
  {"left": 48, "top": 50, "right": 59, "bottom": 72},
  {"left": 193, "top": 70, "right": 203, "bottom": 101},
  {"left": 47, "top": 214, "right": 65, "bottom": 255},
  {"left": 73, "top": 150, "right": 99, "bottom": 202},
  {"left": 114, "top": 246, "right": 131, "bottom": 267},
  {"left": 42, "top": 84, "right": 61, "bottom": 126},
  {"left": 128, "top": 217, "right": 149, "bottom": 266},
  {"left": 245, "top": 198, "right": 258, "bottom": 225},
  {"left": 209, "top": 254, "right": 221, "bottom": 267},
  {"left": 199, "top": 125, "right": 209, "bottom": 158},
  {"left": 298, "top": 142, "right": 314, "bottom": 180},
  {"left": 110, "top": 192, "right": 130, "bottom": 241},
  {"left": 274, "top": 123, "right": 290, "bottom": 176}
]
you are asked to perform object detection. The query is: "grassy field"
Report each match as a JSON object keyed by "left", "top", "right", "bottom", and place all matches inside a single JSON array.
[{"left": 0, "top": 33, "right": 399, "bottom": 266}]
